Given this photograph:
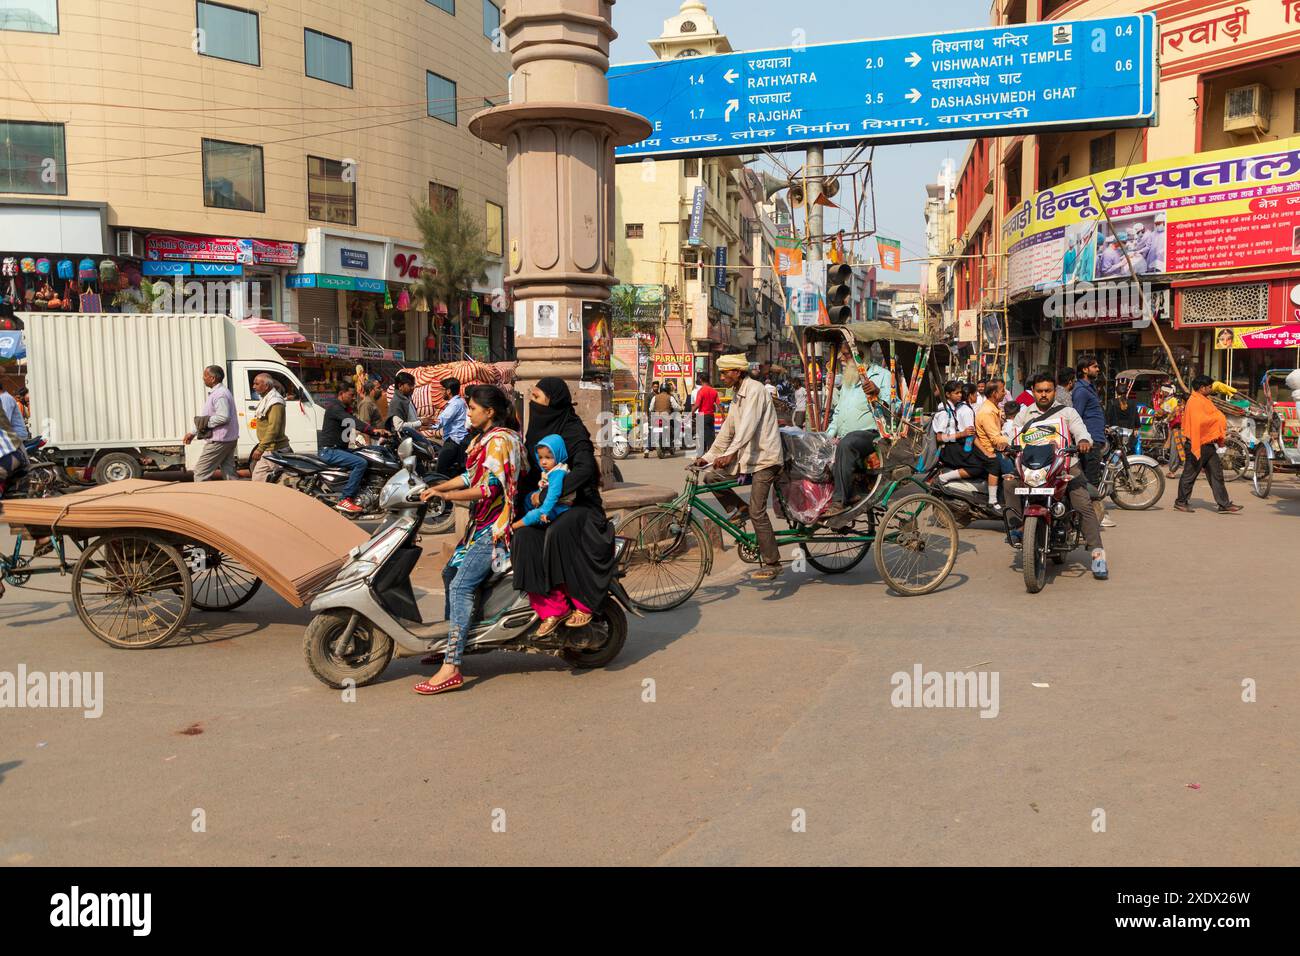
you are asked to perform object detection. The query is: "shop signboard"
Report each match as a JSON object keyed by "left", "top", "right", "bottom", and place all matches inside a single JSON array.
[
  {"left": 957, "top": 309, "right": 978, "bottom": 342},
  {"left": 1002, "top": 135, "right": 1300, "bottom": 296},
  {"left": 340, "top": 249, "right": 369, "bottom": 270},
  {"left": 146, "top": 234, "right": 299, "bottom": 266},
  {"left": 652, "top": 353, "right": 694, "bottom": 377},
  {"left": 1213, "top": 325, "right": 1300, "bottom": 350},
  {"left": 286, "top": 273, "right": 386, "bottom": 293},
  {"left": 311, "top": 342, "right": 405, "bottom": 362},
  {"left": 688, "top": 187, "right": 707, "bottom": 246},
  {"left": 141, "top": 262, "right": 243, "bottom": 277}
]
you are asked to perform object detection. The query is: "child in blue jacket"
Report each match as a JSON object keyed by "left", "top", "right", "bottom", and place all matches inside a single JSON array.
[{"left": 511, "top": 434, "right": 578, "bottom": 635}]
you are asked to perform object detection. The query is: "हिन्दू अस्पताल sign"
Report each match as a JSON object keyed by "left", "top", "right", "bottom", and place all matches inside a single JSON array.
[{"left": 609, "top": 14, "right": 1157, "bottom": 161}]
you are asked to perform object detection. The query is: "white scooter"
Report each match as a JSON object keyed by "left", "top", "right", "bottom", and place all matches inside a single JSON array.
[{"left": 304, "top": 439, "right": 636, "bottom": 689}]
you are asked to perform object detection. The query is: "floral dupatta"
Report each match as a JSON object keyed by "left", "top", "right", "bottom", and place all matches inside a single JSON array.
[{"left": 459, "top": 425, "right": 526, "bottom": 550}]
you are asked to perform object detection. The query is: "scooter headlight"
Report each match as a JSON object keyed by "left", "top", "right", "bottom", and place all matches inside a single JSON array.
[
  {"left": 333, "top": 559, "right": 377, "bottom": 585},
  {"left": 1024, "top": 468, "right": 1048, "bottom": 487}
]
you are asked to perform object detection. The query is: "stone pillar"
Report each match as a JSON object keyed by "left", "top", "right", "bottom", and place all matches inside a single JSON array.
[{"left": 469, "top": 0, "right": 650, "bottom": 475}]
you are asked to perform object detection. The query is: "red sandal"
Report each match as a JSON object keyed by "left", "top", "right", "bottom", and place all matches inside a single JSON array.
[{"left": 413, "top": 673, "right": 464, "bottom": 695}]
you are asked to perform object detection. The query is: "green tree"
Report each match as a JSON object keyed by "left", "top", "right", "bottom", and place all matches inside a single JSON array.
[
  {"left": 609, "top": 284, "right": 641, "bottom": 337},
  {"left": 411, "top": 198, "right": 492, "bottom": 358}
]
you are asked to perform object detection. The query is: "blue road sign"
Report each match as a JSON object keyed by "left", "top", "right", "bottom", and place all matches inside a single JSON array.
[{"left": 610, "top": 15, "right": 1157, "bottom": 161}]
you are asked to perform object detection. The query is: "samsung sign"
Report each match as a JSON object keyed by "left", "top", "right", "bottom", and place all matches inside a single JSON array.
[{"left": 341, "top": 249, "right": 369, "bottom": 270}]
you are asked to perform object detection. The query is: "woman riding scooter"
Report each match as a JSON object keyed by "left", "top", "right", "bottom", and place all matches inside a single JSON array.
[{"left": 414, "top": 385, "right": 525, "bottom": 696}]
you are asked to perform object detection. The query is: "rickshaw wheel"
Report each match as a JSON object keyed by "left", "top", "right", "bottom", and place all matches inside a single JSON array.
[
  {"left": 5, "top": 556, "right": 31, "bottom": 587},
  {"left": 1251, "top": 446, "right": 1272, "bottom": 499},
  {"left": 182, "top": 543, "right": 263, "bottom": 611},
  {"left": 874, "top": 494, "right": 959, "bottom": 597},
  {"left": 617, "top": 507, "right": 709, "bottom": 612},
  {"left": 1220, "top": 435, "right": 1249, "bottom": 482},
  {"left": 802, "top": 530, "right": 871, "bottom": 573},
  {"left": 73, "top": 532, "right": 192, "bottom": 649}
]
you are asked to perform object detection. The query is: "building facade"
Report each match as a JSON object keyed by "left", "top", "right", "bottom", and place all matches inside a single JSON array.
[
  {"left": 613, "top": 0, "right": 792, "bottom": 379},
  {"left": 954, "top": 0, "right": 1300, "bottom": 398},
  {"left": 1, "top": 0, "right": 511, "bottom": 380}
]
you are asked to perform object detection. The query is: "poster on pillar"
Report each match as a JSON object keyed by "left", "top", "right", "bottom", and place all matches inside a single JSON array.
[
  {"left": 533, "top": 300, "right": 559, "bottom": 339},
  {"left": 582, "top": 301, "right": 612, "bottom": 380}
]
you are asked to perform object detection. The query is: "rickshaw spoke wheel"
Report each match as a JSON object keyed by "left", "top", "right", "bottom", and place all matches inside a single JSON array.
[
  {"left": 182, "top": 544, "right": 263, "bottom": 611},
  {"left": 73, "top": 533, "right": 191, "bottom": 649},
  {"left": 617, "top": 507, "right": 708, "bottom": 612},
  {"left": 874, "top": 494, "right": 958, "bottom": 596},
  {"left": 1251, "top": 445, "right": 1273, "bottom": 499},
  {"left": 802, "top": 530, "right": 870, "bottom": 574}
]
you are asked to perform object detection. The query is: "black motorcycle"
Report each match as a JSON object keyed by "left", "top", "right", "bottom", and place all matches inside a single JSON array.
[{"left": 264, "top": 434, "right": 455, "bottom": 534}]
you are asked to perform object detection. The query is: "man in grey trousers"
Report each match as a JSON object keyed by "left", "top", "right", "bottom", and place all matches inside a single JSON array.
[{"left": 184, "top": 365, "right": 240, "bottom": 481}]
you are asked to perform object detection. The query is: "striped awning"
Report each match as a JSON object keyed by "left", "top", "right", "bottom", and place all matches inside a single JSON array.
[{"left": 237, "top": 317, "right": 309, "bottom": 348}]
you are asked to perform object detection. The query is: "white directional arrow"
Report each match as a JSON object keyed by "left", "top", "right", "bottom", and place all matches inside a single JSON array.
[
  {"left": 905, "top": 88, "right": 922, "bottom": 104},
  {"left": 723, "top": 69, "right": 739, "bottom": 84},
  {"left": 906, "top": 51, "right": 922, "bottom": 68},
  {"left": 725, "top": 98, "right": 740, "bottom": 122}
]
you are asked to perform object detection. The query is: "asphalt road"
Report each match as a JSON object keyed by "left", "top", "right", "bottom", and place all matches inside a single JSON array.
[{"left": 1, "top": 456, "right": 1296, "bottom": 866}]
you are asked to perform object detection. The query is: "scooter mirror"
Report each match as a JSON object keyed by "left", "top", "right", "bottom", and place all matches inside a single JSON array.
[{"left": 397, "top": 437, "right": 415, "bottom": 460}]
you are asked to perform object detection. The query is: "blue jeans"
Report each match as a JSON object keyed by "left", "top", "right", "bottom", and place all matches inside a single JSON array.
[
  {"left": 318, "top": 447, "right": 368, "bottom": 500},
  {"left": 440, "top": 534, "right": 497, "bottom": 666}
]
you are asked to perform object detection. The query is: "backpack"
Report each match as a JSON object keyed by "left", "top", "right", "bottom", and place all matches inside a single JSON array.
[
  {"left": 56, "top": 259, "right": 74, "bottom": 279},
  {"left": 98, "top": 259, "right": 119, "bottom": 285},
  {"left": 20, "top": 257, "right": 36, "bottom": 273},
  {"left": 1, "top": 258, "right": 15, "bottom": 277},
  {"left": 78, "top": 258, "right": 96, "bottom": 280},
  {"left": 36, "top": 257, "right": 51, "bottom": 274}
]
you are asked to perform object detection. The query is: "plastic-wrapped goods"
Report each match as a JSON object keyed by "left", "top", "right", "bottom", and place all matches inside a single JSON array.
[
  {"left": 777, "top": 476, "right": 835, "bottom": 525},
  {"left": 1286, "top": 368, "right": 1300, "bottom": 402},
  {"left": 779, "top": 427, "right": 836, "bottom": 482}
]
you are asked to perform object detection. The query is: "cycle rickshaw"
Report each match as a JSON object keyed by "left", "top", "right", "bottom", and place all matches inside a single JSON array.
[{"left": 617, "top": 324, "right": 960, "bottom": 609}]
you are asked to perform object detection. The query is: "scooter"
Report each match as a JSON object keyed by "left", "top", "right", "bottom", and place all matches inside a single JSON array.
[{"left": 303, "top": 439, "right": 638, "bottom": 689}]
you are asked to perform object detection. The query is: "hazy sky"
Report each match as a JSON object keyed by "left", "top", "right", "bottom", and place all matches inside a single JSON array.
[{"left": 609, "top": 0, "right": 987, "bottom": 282}]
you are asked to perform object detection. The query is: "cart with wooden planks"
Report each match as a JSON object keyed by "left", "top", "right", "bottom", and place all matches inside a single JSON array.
[{"left": 1, "top": 480, "right": 367, "bottom": 648}]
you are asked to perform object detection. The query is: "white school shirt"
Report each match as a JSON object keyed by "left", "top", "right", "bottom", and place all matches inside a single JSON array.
[{"left": 932, "top": 402, "right": 974, "bottom": 442}]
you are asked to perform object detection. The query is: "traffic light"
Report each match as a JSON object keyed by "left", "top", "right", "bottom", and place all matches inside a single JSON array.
[{"left": 825, "top": 263, "right": 853, "bottom": 323}]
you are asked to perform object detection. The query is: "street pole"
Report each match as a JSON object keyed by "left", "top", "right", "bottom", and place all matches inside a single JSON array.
[
  {"left": 807, "top": 145, "right": 825, "bottom": 315},
  {"left": 469, "top": 0, "right": 651, "bottom": 480}
]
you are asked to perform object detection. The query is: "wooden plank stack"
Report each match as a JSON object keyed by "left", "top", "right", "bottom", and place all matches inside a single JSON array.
[{"left": 1, "top": 480, "right": 369, "bottom": 607}]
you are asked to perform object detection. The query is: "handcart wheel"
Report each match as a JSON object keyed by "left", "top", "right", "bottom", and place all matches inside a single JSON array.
[
  {"left": 72, "top": 532, "right": 192, "bottom": 648},
  {"left": 617, "top": 506, "right": 709, "bottom": 612},
  {"left": 1251, "top": 445, "right": 1272, "bottom": 499},
  {"left": 873, "top": 493, "right": 959, "bottom": 597},
  {"left": 801, "top": 528, "right": 871, "bottom": 574},
  {"left": 182, "top": 543, "right": 263, "bottom": 611}
]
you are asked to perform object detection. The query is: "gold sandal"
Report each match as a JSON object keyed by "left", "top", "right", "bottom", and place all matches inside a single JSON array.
[
  {"left": 536, "top": 615, "right": 566, "bottom": 637},
  {"left": 564, "top": 610, "right": 593, "bottom": 628}
]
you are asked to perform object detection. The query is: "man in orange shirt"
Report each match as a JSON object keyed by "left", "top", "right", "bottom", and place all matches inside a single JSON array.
[
  {"left": 974, "top": 379, "right": 1011, "bottom": 512},
  {"left": 1174, "top": 375, "right": 1242, "bottom": 514}
]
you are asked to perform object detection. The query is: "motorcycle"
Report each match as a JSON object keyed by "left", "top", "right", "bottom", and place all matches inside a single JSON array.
[
  {"left": 1013, "top": 441, "right": 1088, "bottom": 594},
  {"left": 264, "top": 430, "right": 456, "bottom": 534},
  {"left": 1098, "top": 427, "right": 1165, "bottom": 509},
  {"left": 0, "top": 438, "right": 67, "bottom": 500},
  {"left": 303, "top": 438, "right": 637, "bottom": 689}
]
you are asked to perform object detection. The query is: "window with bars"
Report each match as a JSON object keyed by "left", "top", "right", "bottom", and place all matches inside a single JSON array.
[
  {"left": 1089, "top": 133, "right": 1116, "bottom": 174},
  {"left": 626, "top": 223, "right": 644, "bottom": 239},
  {"left": 1179, "top": 282, "right": 1270, "bottom": 326},
  {"left": 430, "top": 181, "right": 459, "bottom": 211}
]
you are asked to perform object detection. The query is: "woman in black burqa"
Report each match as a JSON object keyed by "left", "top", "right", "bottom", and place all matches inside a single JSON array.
[{"left": 512, "top": 377, "right": 616, "bottom": 626}]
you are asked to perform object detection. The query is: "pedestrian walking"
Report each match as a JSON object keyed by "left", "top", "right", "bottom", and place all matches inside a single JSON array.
[
  {"left": 1072, "top": 354, "right": 1112, "bottom": 526},
  {"left": 793, "top": 378, "right": 807, "bottom": 429},
  {"left": 249, "top": 373, "right": 290, "bottom": 482},
  {"left": 183, "top": 365, "right": 239, "bottom": 482},
  {"left": 693, "top": 373, "right": 720, "bottom": 453},
  {"left": 648, "top": 381, "right": 673, "bottom": 456},
  {"left": 1174, "top": 375, "right": 1242, "bottom": 514}
]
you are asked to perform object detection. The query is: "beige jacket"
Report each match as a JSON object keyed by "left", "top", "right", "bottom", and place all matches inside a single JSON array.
[{"left": 704, "top": 376, "right": 783, "bottom": 474}]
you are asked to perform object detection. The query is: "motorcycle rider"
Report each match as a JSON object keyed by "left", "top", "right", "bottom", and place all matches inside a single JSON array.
[
  {"left": 432, "top": 377, "right": 469, "bottom": 476},
  {"left": 321, "top": 384, "right": 389, "bottom": 515},
  {"left": 1004, "top": 371, "right": 1108, "bottom": 580}
]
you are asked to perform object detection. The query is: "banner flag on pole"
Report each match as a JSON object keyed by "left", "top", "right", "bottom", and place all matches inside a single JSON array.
[{"left": 877, "top": 236, "right": 902, "bottom": 272}]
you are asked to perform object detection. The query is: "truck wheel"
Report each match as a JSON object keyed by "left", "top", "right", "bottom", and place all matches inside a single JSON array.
[{"left": 93, "top": 452, "right": 143, "bottom": 484}]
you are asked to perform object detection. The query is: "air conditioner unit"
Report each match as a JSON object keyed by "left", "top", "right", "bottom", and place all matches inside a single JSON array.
[
  {"left": 114, "top": 230, "right": 144, "bottom": 258},
  {"left": 1224, "top": 83, "right": 1271, "bottom": 134}
]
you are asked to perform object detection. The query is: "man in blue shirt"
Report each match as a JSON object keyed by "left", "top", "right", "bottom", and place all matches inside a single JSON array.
[
  {"left": 1072, "top": 354, "right": 1111, "bottom": 526},
  {"left": 0, "top": 380, "right": 29, "bottom": 441},
  {"left": 434, "top": 377, "right": 469, "bottom": 476}
]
